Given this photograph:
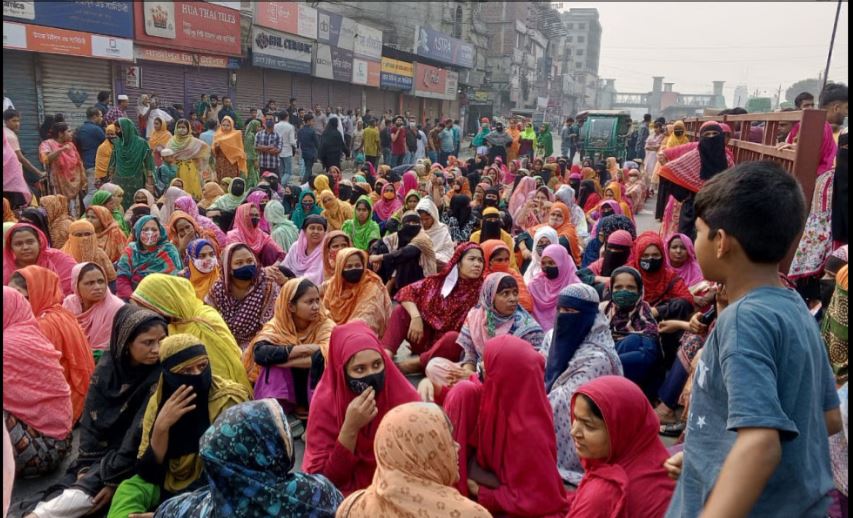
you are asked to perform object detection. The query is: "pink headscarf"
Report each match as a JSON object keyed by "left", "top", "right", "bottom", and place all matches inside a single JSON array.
[
  {"left": 3, "top": 131, "right": 31, "bottom": 204},
  {"left": 225, "top": 203, "right": 278, "bottom": 256},
  {"left": 174, "top": 195, "right": 226, "bottom": 246},
  {"left": 528, "top": 244, "right": 581, "bottom": 331},
  {"left": 665, "top": 233, "right": 705, "bottom": 289},
  {"left": 281, "top": 227, "right": 326, "bottom": 286},
  {"left": 62, "top": 262, "right": 126, "bottom": 351},
  {"left": 397, "top": 170, "right": 418, "bottom": 199},
  {"left": 508, "top": 176, "right": 537, "bottom": 217},
  {"left": 3, "top": 223, "right": 77, "bottom": 296},
  {"left": 372, "top": 183, "right": 402, "bottom": 221},
  {"left": 245, "top": 190, "right": 271, "bottom": 233}
]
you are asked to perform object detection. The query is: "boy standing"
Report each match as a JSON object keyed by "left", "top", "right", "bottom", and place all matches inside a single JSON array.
[{"left": 665, "top": 161, "right": 842, "bottom": 517}]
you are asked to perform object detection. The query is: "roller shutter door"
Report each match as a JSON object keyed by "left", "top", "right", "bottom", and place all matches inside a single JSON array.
[
  {"left": 425, "top": 99, "right": 442, "bottom": 124},
  {"left": 365, "top": 88, "right": 384, "bottom": 115},
  {"left": 328, "top": 80, "right": 349, "bottom": 111},
  {"left": 40, "top": 55, "right": 111, "bottom": 133},
  {"left": 123, "top": 61, "right": 185, "bottom": 121},
  {"left": 310, "top": 77, "right": 330, "bottom": 109},
  {"left": 185, "top": 68, "right": 229, "bottom": 114},
  {"left": 264, "top": 70, "right": 292, "bottom": 110},
  {"left": 385, "top": 91, "right": 401, "bottom": 115},
  {"left": 349, "top": 87, "right": 364, "bottom": 114},
  {"left": 404, "top": 95, "right": 420, "bottom": 119},
  {"left": 236, "top": 67, "right": 264, "bottom": 116},
  {"left": 3, "top": 50, "right": 40, "bottom": 160},
  {"left": 291, "top": 75, "right": 312, "bottom": 110}
]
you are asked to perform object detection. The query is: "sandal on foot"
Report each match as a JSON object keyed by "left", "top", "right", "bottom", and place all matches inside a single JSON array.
[{"left": 659, "top": 422, "right": 685, "bottom": 437}]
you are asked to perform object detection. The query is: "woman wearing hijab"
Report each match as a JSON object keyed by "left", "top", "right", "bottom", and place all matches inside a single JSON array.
[
  {"left": 83, "top": 205, "right": 126, "bottom": 263},
  {"left": 583, "top": 229, "right": 635, "bottom": 288},
  {"left": 62, "top": 262, "right": 125, "bottom": 356},
  {"left": 281, "top": 214, "right": 328, "bottom": 286},
  {"left": 61, "top": 220, "right": 117, "bottom": 286},
  {"left": 28, "top": 306, "right": 166, "bottom": 518},
  {"left": 109, "top": 119, "right": 155, "bottom": 211},
  {"left": 242, "top": 119, "right": 262, "bottom": 188},
  {"left": 206, "top": 243, "right": 280, "bottom": 351},
  {"left": 302, "top": 320, "right": 420, "bottom": 495},
  {"left": 148, "top": 116, "right": 172, "bottom": 167},
  {"left": 323, "top": 247, "right": 392, "bottom": 338},
  {"left": 263, "top": 199, "right": 299, "bottom": 252},
  {"left": 578, "top": 178, "right": 602, "bottom": 213},
  {"left": 225, "top": 203, "right": 284, "bottom": 267},
  {"left": 129, "top": 274, "right": 251, "bottom": 391},
  {"left": 556, "top": 184, "right": 589, "bottom": 242},
  {"left": 383, "top": 243, "right": 484, "bottom": 374},
  {"left": 39, "top": 195, "right": 73, "bottom": 249},
  {"left": 370, "top": 211, "right": 437, "bottom": 292},
  {"left": 197, "top": 181, "right": 224, "bottom": 211},
  {"left": 91, "top": 187, "right": 132, "bottom": 236},
  {"left": 125, "top": 189, "right": 161, "bottom": 223},
  {"left": 631, "top": 231, "right": 694, "bottom": 322},
  {"left": 173, "top": 238, "right": 220, "bottom": 302},
  {"left": 154, "top": 400, "right": 342, "bottom": 518},
  {"left": 174, "top": 195, "right": 226, "bottom": 247},
  {"left": 338, "top": 402, "right": 491, "bottom": 518},
  {"left": 415, "top": 197, "right": 455, "bottom": 265},
  {"left": 569, "top": 376, "right": 675, "bottom": 517},
  {"left": 520, "top": 225, "right": 559, "bottom": 282},
  {"left": 3, "top": 198, "right": 17, "bottom": 223},
  {"left": 212, "top": 116, "right": 247, "bottom": 180},
  {"left": 625, "top": 167, "right": 645, "bottom": 211},
  {"left": 8, "top": 266, "right": 94, "bottom": 423},
  {"left": 208, "top": 177, "right": 247, "bottom": 230},
  {"left": 665, "top": 232, "right": 710, "bottom": 299},
  {"left": 4, "top": 223, "right": 77, "bottom": 296},
  {"left": 371, "top": 182, "right": 402, "bottom": 233},
  {"left": 320, "top": 230, "right": 352, "bottom": 282},
  {"left": 603, "top": 181, "right": 634, "bottom": 220},
  {"left": 167, "top": 119, "right": 209, "bottom": 200},
  {"left": 107, "top": 335, "right": 250, "bottom": 517},
  {"left": 290, "top": 190, "right": 323, "bottom": 230},
  {"left": 481, "top": 239, "right": 533, "bottom": 309},
  {"left": 602, "top": 266, "right": 662, "bottom": 394},
  {"left": 318, "top": 189, "right": 353, "bottom": 231},
  {"left": 19, "top": 207, "right": 52, "bottom": 247},
  {"left": 581, "top": 214, "right": 637, "bottom": 269},
  {"left": 528, "top": 244, "right": 582, "bottom": 331},
  {"left": 342, "top": 195, "right": 381, "bottom": 251},
  {"left": 518, "top": 123, "right": 537, "bottom": 161},
  {"left": 39, "top": 121, "right": 86, "bottom": 217},
  {"left": 157, "top": 184, "right": 189, "bottom": 227},
  {"left": 441, "top": 194, "right": 476, "bottom": 243},
  {"left": 319, "top": 119, "right": 347, "bottom": 172},
  {"left": 3, "top": 287, "right": 73, "bottom": 478},
  {"left": 526, "top": 201, "right": 582, "bottom": 265},
  {"left": 444, "top": 335, "right": 569, "bottom": 516},
  {"left": 115, "top": 215, "right": 182, "bottom": 299},
  {"left": 539, "top": 284, "right": 623, "bottom": 485},
  {"left": 166, "top": 210, "right": 215, "bottom": 264}
]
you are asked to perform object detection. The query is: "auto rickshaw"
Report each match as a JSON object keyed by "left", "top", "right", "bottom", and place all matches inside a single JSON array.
[{"left": 576, "top": 110, "right": 632, "bottom": 164}]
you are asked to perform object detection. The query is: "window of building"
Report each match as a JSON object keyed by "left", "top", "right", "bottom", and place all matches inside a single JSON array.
[
  {"left": 575, "top": 61, "right": 583, "bottom": 69},
  {"left": 576, "top": 49, "right": 584, "bottom": 56},
  {"left": 566, "top": 23, "right": 573, "bottom": 29},
  {"left": 566, "top": 48, "right": 572, "bottom": 56},
  {"left": 579, "top": 23, "right": 586, "bottom": 30},
  {"left": 578, "top": 36, "right": 585, "bottom": 43},
  {"left": 567, "top": 35, "right": 573, "bottom": 42}
]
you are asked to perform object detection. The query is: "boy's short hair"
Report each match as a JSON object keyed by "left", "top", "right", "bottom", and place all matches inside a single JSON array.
[
  {"left": 205, "top": 120, "right": 218, "bottom": 131},
  {"left": 794, "top": 92, "right": 814, "bottom": 108},
  {"left": 695, "top": 160, "right": 806, "bottom": 264},
  {"left": 4, "top": 108, "right": 20, "bottom": 121},
  {"left": 819, "top": 82, "right": 848, "bottom": 108}
]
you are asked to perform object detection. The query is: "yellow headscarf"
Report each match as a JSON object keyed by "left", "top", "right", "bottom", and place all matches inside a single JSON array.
[
  {"left": 319, "top": 189, "right": 353, "bottom": 231},
  {"left": 212, "top": 116, "right": 247, "bottom": 172},
  {"left": 314, "top": 174, "right": 330, "bottom": 194},
  {"left": 666, "top": 120, "right": 690, "bottom": 149},
  {"left": 130, "top": 274, "right": 252, "bottom": 392},
  {"left": 95, "top": 124, "right": 116, "bottom": 179},
  {"left": 138, "top": 334, "right": 250, "bottom": 493},
  {"left": 148, "top": 117, "right": 172, "bottom": 151}
]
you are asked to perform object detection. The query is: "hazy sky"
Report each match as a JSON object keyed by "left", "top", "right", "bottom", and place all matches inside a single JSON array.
[{"left": 555, "top": 2, "right": 848, "bottom": 106}]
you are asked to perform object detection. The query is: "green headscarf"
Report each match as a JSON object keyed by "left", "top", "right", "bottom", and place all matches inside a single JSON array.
[
  {"left": 264, "top": 199, "right": 299, "bottom": 252},
  {"left": 472, "top": 124, "right": 491, "bottom": 147},
  {"left": 392, "top": 189, "right": 422, "bottom": 223},
  {"left": 208, "top": 177, "right": 247, "bottom": 212},
  {"left": 537, "top": 123, "right": 553, "bottom": 157},
  {"left": 520, "top": 124, "right": 537, "bottom": 141},
  {"left": 342, "top": 195, "right": 381, "bottom": 251},
  {"left": 91, "top": 190, "right": 113, "bottom": 207},
  {"left": 109, "top": 118, "right": 154, "bottom": 210},
  {"left": 90, "top": 189, "right": 130, "bottom": 235},
  {"left": 243, "top": 119, "right": 262, "bottom": 189},
  {"left": 290, "top": 190, "right": 322, "bottom": 230}
]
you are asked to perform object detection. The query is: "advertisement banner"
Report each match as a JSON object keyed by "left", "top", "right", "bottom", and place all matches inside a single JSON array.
[
  {"left": 251, "top": 26, "right": 313, "bottom": 75},
  {"left": 413, "top": 25, "right": 475, "bottom": 69},
  {"left": 133, "top": 1, "right": 241, "bottom": 56},
  {"left": 135, "top": 46, "right": 230, "bottom": 68},
  {"left": 126, "top": 65, "right": 141, "bottom": 88},
  {"left": 412, "top": 62, "right": 448, "bottom": 100},
  {"left": 3, "top": 21, "right": 133, "bottom": 61},
  {"left": 379, "top": 57, "right": 413, "bottom": 91},
  {"left": 317, "top": 9, "right": 356, "bottom": 51},
  {"left": 253, "top": 2, "right": 317, "bottom": 40},
  {"left": 3, "top": 1, "right": 134, "bottom": 39},
  {"left": 445, "top": 71, "right": 458, "bottom": 101},
  {"left": 314, "top": 43, "right": 353, "bottom": 83},
  {"left": 352, "top": 59, "right": 380, "bottom": 87},
  {"left": 353, "top": 23, "right": 382, "bottom": 61}
]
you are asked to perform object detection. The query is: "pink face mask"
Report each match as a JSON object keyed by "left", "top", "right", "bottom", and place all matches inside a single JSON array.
[
  {"left": 193, "top": 257, "right": 218, "bottom": 274},
  {"left": 140, "top": 229, "right": 159, "bottom": 246}
]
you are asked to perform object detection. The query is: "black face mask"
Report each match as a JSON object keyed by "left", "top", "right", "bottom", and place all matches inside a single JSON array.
[
  {"left": 339, "top": 185, "right": 353, "bottom": 202},
  {"left": 601, "top": 207, "right": 615, "bottom": 218},
  {"left": 268, "top": 180, "right": 279, "bottom": 190},
  {"left": 232, "top": 183, "right": 245, "bottom": 197},
  {"left": 250, "top": 216, "right": 261, "bottom": 228},
  {"left": 639, "top": 257, "right": 663, "bottom": 273},
  {"left": 345, "top": 370, "right": 385, "bottom": 395},
  {"left": 398, "top": 223, "right": 421, "bottom": 243},
  {"left": 601, "top": 247, "right": 631, "bottom": 277},
  {"left": 342, "top": 268, "right": 364, "bottom": 284},
  {"left": 820, "top": 278, "right": 837, "bottom": 308},
  {"left": 674, "top": 130, "right": 684, "bottom": 136},
  {"left": 481, "top": 219, "right": 502, "bottom": 241},
  {"left": 484, "top": 196, "right": 499, "bottom": 208},
  {"left": 543, "top": 265, "right": 560, "bottom": 280}
]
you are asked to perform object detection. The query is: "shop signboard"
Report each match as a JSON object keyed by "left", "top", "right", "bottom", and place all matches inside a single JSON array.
[
  {"left": 314, "top": 43, "right": 354, "bottom": 83},
  {"left": 412, "top": 62, "right": 448, "bottom": 100},
  {"left": 3, "top": 1, "right": 134, "bottom": 39},
  {"left": 413, "top": 25, "right": 474, "bottom": 68},
  {"left": 352, "top": 58, "right": 380, "bottom": 87},
  {"left": 254, "top": 2, "right": 317, "bottom": 40},
  {"left": 316, "top": 9, "right": 356, "bottom": 51},
  {"left": 251, "top": 26, "right": 313, "bottom": 75},
  {"left": 134, "top": 1, "right": 241, "bottom": 56},
  {"left": 353, "top": 23, "right": 382, "bottom": 61},
  {"left": 3, "top": 20, "right": 133, "bottom": 61},
  {"left": 379, "top": 57, "right": 413, "bottom": 91}
]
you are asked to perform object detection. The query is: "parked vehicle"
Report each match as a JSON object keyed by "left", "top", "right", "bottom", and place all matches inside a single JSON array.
[{"left": 576, "top": 110, "right": 632, "bottom": 163}]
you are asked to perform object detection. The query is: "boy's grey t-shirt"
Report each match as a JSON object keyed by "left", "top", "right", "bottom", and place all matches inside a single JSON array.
[{"left": 666, "top": 287, "right": 839, "bottom": 518}]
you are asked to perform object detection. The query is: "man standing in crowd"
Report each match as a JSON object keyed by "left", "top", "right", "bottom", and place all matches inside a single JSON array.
[
  {"left": 275, "top": 110, "right": 297, "bottom": 186},
  {"left": 635, "top": 113, "right": 652, "bottom": 163},
  {"left": 104, "top": 94, "right": 129, "bottom": 126},
  {"left": 380, "top": 117, "right": 393, "bottom": 165},
  {"left": 199, "top": 119, "right": 217, "bottom": 147},
  {"left": 75, "top": 106, "right": 106, "bottom": 205},
  {"left": 286, "top": 98, "right": 299, "bottom": 125},
  {"left": 452, "top": 119, "right": 462, "bottom": 157},
  {"left": 405, "top": 119, "right": 419, "bottom": 164},
  {"left": 313, "top": 105, "right": 327, "bottom": 135},
  {"left": 217, "top": 96, "right": 240, "bottom": 129},
  {"left": 263, "top": 99, "right": 277, "bottom": 117},
  {"left": 94, "top": 91, "right": 110, "bottom": 126},
  {"left": 428, "top": 119, "right": 441, "bottom": 164},
  {"left": 795, "top": 92, "right": 815, "bottom": 110},
  {"left": 4, "top": 108, "right": 45, "bottom": 197},
  {"left": 485, "top": 121, "right": 512, "bottom": 163},
  {"left": 390, "top": 116, "right": 407, "bottom": 167},
  {"left": 343, "top": 109, "right": 355, "bottom": 153},
  {"left": 208, "top": 95, "right": 222, "bottom": 124},
  {"left": 363, "top": 118, "right": 380, "bottom": 170},
  {"left": 255, "top": 115, "right": 282, "bottom": 177},
  {"left": 784, "top": 82, "right": 847, "bottom": 174},
  {"left": 194, "top": 94, "right": 211, "bottom": 121},
  {"left": 439, "top": 118, "right": 455, "bottom": 166},
  {"left": 298, "top": 112, "right": 320, "bottom": 181}
]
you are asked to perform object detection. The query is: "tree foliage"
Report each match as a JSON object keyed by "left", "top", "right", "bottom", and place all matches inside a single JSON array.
[{"left": 785, "top": 78, "right": 821, "bottom": 104}]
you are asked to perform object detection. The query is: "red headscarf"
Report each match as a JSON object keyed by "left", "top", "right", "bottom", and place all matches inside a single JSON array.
[
  {"left": 395, "top": 242, "right": 484, "bottom": 333},
  {"left": 630, "top": 231, "right": 694, "bottom": 306},
  {"left": 302, "top": 320, "right": 419, "bottom": 495},
  {"left": 3, "top": 223, "right": 77, "bottom": 296},
  {"left": 569, "top": 376, "right": 675, "bottom": 518},
  {"left": 225, "top": 203, "right": 280, "bottom": 257},
  {"left": 476, "top": 336, "right": 570, "bottom": 517},
  {"left": 16, "top": 265, "right": 94, "bottom": 423},
  {"left": 397, "top": 170, "right": 418, "bottom": 199}
]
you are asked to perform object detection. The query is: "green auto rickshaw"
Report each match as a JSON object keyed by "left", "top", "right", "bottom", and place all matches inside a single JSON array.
[{"left": 576, "top": 110, "right": 632, "bottom": 164}]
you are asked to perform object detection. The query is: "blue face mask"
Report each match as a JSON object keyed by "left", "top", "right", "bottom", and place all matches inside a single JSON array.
[
  {"left": 232, "top": 264, "right": 257, "bottom": 281},
  {"left": 611, "top": 289, "right": 640, "bottom": 309}
]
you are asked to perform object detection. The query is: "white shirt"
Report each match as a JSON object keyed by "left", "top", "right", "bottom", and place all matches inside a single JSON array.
[
  {"left": 416, "top": 130, "right": 427, "bottom": 159},
  {"left": 274, "top": 120, "right": 297, "bottom": 158},
  {"left": 145, "top": 108, "right": 173, "bottom": 139}
]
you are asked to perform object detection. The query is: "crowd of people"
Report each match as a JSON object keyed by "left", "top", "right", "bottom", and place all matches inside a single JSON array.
[{"left": 1, "top": 81, "right": 848, "bottom": 518}]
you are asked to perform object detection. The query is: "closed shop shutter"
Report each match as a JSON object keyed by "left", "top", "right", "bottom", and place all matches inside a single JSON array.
[
  {"left": 291, "top": 75, "right": 312, "bottom": 109},
  {"left": 236, "top": 67, "right": 265, "bottom": 117},
  {"left": 124, "top": 61, "right": 185, "bottom": 121},
  {"left": 328, "top": 81, "right": 350, "bottom": 111},
  {"left": 404, "top": 95, "right": 420, "bottom": 119},
  {"left": 310, "top": 77, "right": 330, "bottom": 109},
  {"left": 3, "top": 50, "right": 40, "bottom": 161},
  {"left": 424, "top": 99, "right": 442, "bottom": 124},
  {"left": 40, "top": 54, "right": 111, "bottom": 133},
  {"left": 264, "top": 70, "right": 292, "bottom": 109},
  {"left": 365, "top": 88, "right": 384, "bottom": 115},
  {"left": 349, "top": 87, "right": 363, "bottom": 114},
  {"left": 386, "top": 91, "right": 401, "bottom": 115},
  {"left": 184, "top": 68, "right": 228, "bottom": 115}
]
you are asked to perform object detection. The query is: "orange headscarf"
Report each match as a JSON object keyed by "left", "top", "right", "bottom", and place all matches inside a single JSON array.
[
  {"left": 60, "top": 220, "right": 117, "bottom": 281},
  {"left": 604, "top": 181, "right": 634, "bottom": 220},
  {"left": 321, "top": 230, "right": 352, "bottom": 280},
  {"left": 198, "top": 181, "right": 225, "bottom": 210},
  {"left": 322, "top": 248, "right": 392, "bottom": 337},
  {"left": 167, "top": 210, "right": 220, "bottom": 257},
  {"left": 148, "top": 116, "right": 172, "bottom": 151},
  {"left": 480, "top": 239, "right": 534, "bottom": 313},
  {"left": 40, "top": 195, "right": 73, "bottom": 249},
  {"left": 3, "top": 198, "right": 16, "bottom": 222},
  {"left": 529, "top": 201, "right": 581, "bottom": 267},
  {"left": 212, "top": 116, "right": 247, "bottom": 172},
  {"left": 16, "top": 265, "right": 94, "bottom": 422},
  {"left": 86, "top": 205, "right": 128, "bottom": 262}
]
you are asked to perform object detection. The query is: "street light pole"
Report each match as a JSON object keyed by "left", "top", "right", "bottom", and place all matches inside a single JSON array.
[{"left": 821, "top": 0, "right": 842, "bottom": 93}]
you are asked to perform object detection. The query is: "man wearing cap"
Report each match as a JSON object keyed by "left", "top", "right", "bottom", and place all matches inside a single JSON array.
[{"left": 104, "top": 95, "right": 129, "bottom": 126}]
